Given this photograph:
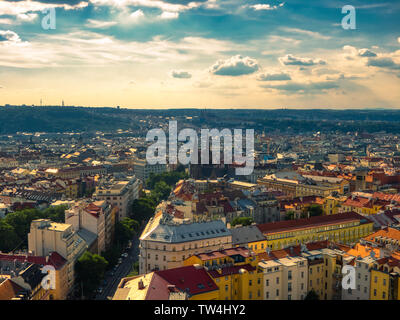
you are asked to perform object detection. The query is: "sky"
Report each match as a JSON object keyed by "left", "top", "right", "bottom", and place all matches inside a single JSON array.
[{"left": 0, "top": 0, "right": 399, "bottom": 109}]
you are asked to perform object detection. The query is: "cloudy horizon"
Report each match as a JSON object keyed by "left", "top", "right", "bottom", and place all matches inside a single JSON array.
[{"left": 0, "top": 0, "right": 399, "bottom": 109}]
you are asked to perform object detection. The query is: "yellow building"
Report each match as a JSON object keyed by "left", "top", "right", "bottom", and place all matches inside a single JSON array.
[
  {"left": 369, "top": 252, "right": 400, "bottom": 300},
  {"left": 183, "top": 247, "right": 263, "bottom": 300},
  {"left": 0, "top": 251, "right": 69, "bottom": 300},
  {"left": 230, "top": 225, "right": 267, "bottom": 254},
  {"left": 64, "top": 181, "right": 79, "bottom": 199},
  {"left": 341, "top": 196, "right": 383, "bottom": 215},
  {"left": 321, "top": 195, "right": 347, "bottom": 215},
  {"left": 257, "top": 212, "right": 374, "bottom": 250},
  {"left": 258, "top": 173, "right": 348, "bottom": 198}
]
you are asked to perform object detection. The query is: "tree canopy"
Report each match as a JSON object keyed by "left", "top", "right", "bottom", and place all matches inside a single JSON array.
[
  {"left": 75, "top": 251, "right": 108, "bottom": 298},
  {"left": 0, "top": 205, "right": 67, "bottom": 252},
  {"left": 231, "top": 216, "right": 254, "bottom": 227}
]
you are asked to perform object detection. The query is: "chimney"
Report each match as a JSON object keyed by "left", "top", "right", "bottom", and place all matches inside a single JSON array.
[
  {"left": 138, "top": 279, "right": 145, "bottom": 290},
  {"left": 167, "top": 285, "right": 176, "bottom": 292}
]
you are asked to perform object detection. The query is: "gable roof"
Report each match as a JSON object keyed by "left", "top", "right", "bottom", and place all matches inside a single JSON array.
[{"left": 155, "top": 265, "right": 218, "bottom": 297}]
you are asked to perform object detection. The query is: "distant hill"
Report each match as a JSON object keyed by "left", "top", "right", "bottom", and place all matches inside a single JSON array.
[
  {"left": 0, "top": 106, "right": 135, "bottom": 134},
  {"left": 1, "top": 106, "right": 400, "bottom": 134}
]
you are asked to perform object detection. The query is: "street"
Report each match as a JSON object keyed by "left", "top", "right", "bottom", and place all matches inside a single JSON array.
[{"left": 96, "top": 238, "right": 140, "bottom": 300}]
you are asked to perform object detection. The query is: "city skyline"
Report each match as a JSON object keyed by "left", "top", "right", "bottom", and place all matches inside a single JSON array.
[{"left": 0, "top": 0, "right": 400, "bottom": 108}]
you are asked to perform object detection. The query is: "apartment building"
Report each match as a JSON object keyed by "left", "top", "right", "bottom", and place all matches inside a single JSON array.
[
  {"left": 342, "top": 256, "right": 375, "bottom": 300},
  {"left": 139, "top": 212, "right": 232, "bottom": 274},
  {"left": 230, "top": 225, "right": 267, "bottom": 254},
  {"left": 256, "top": 212, "right": 374, "bottom": 250},
  {"left": 259, "top": 255, "right": 308, "bottom": 300},
  {"left": 27, "top": 219, "right": 87, "bottom": 295},
  {"left": 113, "top": 265, "right": 219, "bottom": 300},
  {"left": 133, "top": 158, "right": 167, "bottom": 184},
  {"left": 94, "top": 175, "right": 139, "bottom": 220},
  {"left": 257, "top": 172, "right": 348, "bottom": 197},
  {"left": 370, "top": 254, "right": 400, "bottom": 300},
  {"left": 183, "top": 247, "right": 263, "bottom": 300},
  {"left": 65, "top": 200, "right": 114, "bottom": 254},
  {"left": 0, "top": 252, "right": 68, "bottom": 300}
]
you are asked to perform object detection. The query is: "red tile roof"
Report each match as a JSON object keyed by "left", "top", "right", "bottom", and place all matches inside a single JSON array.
[
  {"left": 145, "top": 273, "right": 177, "bottom": 300},
  {"left": 257, "top": 211, "right": 369, "bottom": 235},
  {"left": 196, "top": 247, "right": 252, "bottom": 261},
  {"left": 155, "top": 265, "right": 218, "bottom": 297},
  {"left": 0, "top": 251, "right": 67, "bottom": 270},
  {"left": 363, "top": 227, "right": 400, "bottom": 243},
  {"left": 258, "top": 240, "right": 332, "bottom": 261},
  {"left": 208, "top": 264, "right": 256, "bottom": 278}
]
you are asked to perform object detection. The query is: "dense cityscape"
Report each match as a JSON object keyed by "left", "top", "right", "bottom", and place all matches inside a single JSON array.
[
  {"left": 1, "top": 107, "right": 400, "bottom": 301},
  {"left": 1, "top": 0, "right": 399, "bottom": 311}
]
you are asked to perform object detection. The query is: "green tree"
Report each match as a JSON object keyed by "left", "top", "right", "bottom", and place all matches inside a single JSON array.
[
  {"left": 285, "top": 210, "right": 295, "bottom": 220},
  {"left": 152, "top": 181, "right": 172, "bottom": 202},
  {"left": 231, "top": 217, "right": 254, "bottom": 227},
  {"left": 131, "top": 197, "right": 156, "bottom": 225},
  {"left": 0, "top": 220, "right": 21, "bottom": 252},
  {"left": 102, "top": 246, "right": 122, "bottom": 270},
  {"left": 307, "top": 204, "right": 323, "bottom": 217},
  {"left": 304, "top": 289, "right": 319, "bottom": 300},
  {"left": 115, "top": 217, "right": 139, "bottom": 247},
  {"left": 75, "top": 251, "right": 108, "bottom": 298},
  {"left": 2, "top": 205, "right": 67, "bottom": 250},
  {"left": 42, "top": 205, "right": 67, "bottom": 222}
]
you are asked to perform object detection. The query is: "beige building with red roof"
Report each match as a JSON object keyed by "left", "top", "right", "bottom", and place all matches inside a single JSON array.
[{"left": 65, "top": 200, "right": 114, "bottom": 254}]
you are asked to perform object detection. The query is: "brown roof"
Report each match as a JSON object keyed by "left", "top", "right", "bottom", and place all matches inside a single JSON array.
[
  {"left": 208, "top": 264, "right": 256, "bottom": 278},
  {"left": 0, "top": 279, "right": 25, "bottom": 300},
  {"left": 258, "top": 240, "right": 332, "bottom": 261},
  {"left": 196, "top": 247, "right": 251, "bottom": 261},
  {"left": 257, "top": 211, "right": 369, "bottom": 235},
  {"left": 363, "top": 227, "right": 400, "bottom": 243}
]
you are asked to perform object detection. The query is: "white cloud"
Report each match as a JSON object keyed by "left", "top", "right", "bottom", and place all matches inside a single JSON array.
[
  {"left": 257, "top": 72, "right": 291, "bottom": 81},
  {"left": 90, "top": 0, "right": 198, "bottom": 13},
  {"left": 0, "top": 30, "right": 22, "bottom": 44},
  {"left": 0, "top": 1, "right": 88, "bottom": 16},
  {"left": 281, "top": 27, "right": 330, "bottom": 40},
  {"left": 0, "top": 31, "right": 241, "bottom": 69},
  {"left": 358, "top": 48, "right": 377, "bottom": 57},
  {"left": 279, "top": 54, "right": 326, "bottom": 66},
  {"left": 0, "top": 18, "right": 13, "bottom": 25},
  {"left": 250, "top": 3, "right": 284, "bottom": 10},
  {"left": 171, "top": 70, "right": 192, "bottom": 78},
  {"left": 17, "top": 13, "right": 38, "bottom": 22},
  {"left": 159, "top": 11, "right": 179, "bottom": 19},
  {"left": 210, "top": 55, "right": 260, "bottom": 76},
  {"left": 86, "top": 19, "right": 118, "bottom": 28},
  {"left": 129, "top": 9, "right": 145, "bottom": 21}
]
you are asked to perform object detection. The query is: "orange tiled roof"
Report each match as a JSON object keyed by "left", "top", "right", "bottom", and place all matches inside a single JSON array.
[{"left": 364, "top": 227, "right": 400, "bottom": 243}]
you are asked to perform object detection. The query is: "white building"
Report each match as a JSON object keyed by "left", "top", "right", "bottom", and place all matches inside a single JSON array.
[
  {"left": 28, "top": 219, "right": 87, "bottom": 294},
  {"left": 94, "top": 175, "right": 139, "bottom": 220}
]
